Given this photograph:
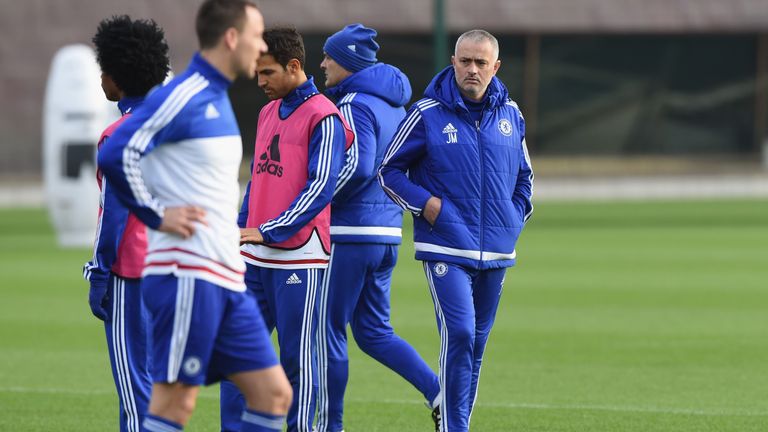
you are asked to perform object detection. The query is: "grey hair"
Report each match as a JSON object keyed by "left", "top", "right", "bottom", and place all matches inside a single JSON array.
[{"left": 454, "top": 29, "right": 499, "bottom": 60}]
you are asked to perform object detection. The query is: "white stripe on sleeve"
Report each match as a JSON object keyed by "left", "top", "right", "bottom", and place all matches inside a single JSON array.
[
  {"left": 122, "top": 73, "right": 209, "bottom": 216},
  {"left": 334, "top": 99, "right": 359, "bottom": 195}
]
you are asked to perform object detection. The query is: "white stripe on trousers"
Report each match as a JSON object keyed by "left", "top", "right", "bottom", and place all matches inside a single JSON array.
[
  {"left": 111, "top": 277, "right": 140, "bottom": 432},
  {"left": 315, "top": 245, "right": 335, "bottom": 431},
  {"left": 424, "top": 263, "right": 449, "bottom": 432},
  {"left": 298, "top": 269, "right": 319, "bottom": 431},
  {"left": 167, "top": 277, "right": 194, "bottom": 382}
]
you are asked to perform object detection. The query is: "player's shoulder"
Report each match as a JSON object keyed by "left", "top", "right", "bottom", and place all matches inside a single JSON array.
[
  {"left": 504, "top": 97, "right": 525, "bottom": 120},
  {"left": 336, "top": 92, "right": 360, "bottom": 107},
  {"left": 310, "top": 92, "right": 339, "bottom": 109},
  {"left": 302, "top": 93, "right": 346, "bottom": 123},
  {"left": 413, "top": 97, "right": 440, "bottom": 112},
  {"left": 144, "top": 71, "right": 213, "bottom": 111},
  {"left": 336, "top": 92, "right": 377, "bottom": 118},
  {"left": 504, "top": 97, "right": 521, "bottom": 111},
  {"left": 101, "top": 113, "right": 130, "bottom": 139}
]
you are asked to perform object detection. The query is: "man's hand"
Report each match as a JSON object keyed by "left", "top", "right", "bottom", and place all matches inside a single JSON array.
[
  {"left": 423, "top": 196, "right": 442, "bottom": 226},
  {"left": 158, "top": 206, "right": 208, "bottom": 238},
  {"left": 240, "top": 228, "right": 264, "bottom": 244},
  {"left": 88, "top": 281, "right": 109, "bottom": 321}
]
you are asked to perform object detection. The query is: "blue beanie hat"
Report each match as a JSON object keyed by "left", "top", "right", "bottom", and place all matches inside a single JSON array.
[{"left": 324, "top": 24, "right": 379, "bottom": 73}]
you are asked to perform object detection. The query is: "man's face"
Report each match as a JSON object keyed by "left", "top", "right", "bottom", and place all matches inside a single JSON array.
[
  {"left": 320, "top": 54, "right": 350, "bottom": 88},
  {"left": 232, "top": 6, "right": 266, "bottom": 79},
  {"left": 256, "top": 54, "right": 294, "bottom": 100},
  {"left": 451, "top": 38, "right": 500, "bottom": 101}
]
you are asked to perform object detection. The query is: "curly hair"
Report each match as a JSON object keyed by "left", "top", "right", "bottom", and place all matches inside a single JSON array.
[
  {"left": 264, "top": 26, "right": 305, "bottom": 70},
  {"left": 92, "top": 15, "right": 171, "bottom": 97}
]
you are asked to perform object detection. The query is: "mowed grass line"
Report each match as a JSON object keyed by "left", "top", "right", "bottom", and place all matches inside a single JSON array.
[{"left": 1, "top": 200, "right": 766, "bottom": 431}]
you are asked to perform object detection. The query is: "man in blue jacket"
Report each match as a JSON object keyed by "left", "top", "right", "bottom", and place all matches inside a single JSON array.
[
  {"left": 378, "top": 29, "right": 533, "bottom": 432},
  {"left": 314, "top": 24, "right": 441, "bottom": 432}
]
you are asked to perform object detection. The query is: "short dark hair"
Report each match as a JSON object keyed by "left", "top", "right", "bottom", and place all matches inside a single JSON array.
[
  {"left": 455, "top": 29, "right": 499, "bottom": 60},
  {"left": 264, "top": 27, "right": 305, "bottom": 70},
  {"left": 196, "top": 0, "right": 258, "bottom": 49},
  {"left": 92, "top": 15, "right": 170, "bottom": 97}
]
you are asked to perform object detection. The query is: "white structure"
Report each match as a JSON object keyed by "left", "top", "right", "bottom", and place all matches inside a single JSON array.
[{"left": 43, "top": 44, "right": 119, "bottom": 247}]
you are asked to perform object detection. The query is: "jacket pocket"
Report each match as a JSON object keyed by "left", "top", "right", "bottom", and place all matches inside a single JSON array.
[
  {"left": 430, "top": 198, "right": 474, "bottom": 248},
  {"left": 431, "top": 197, "right": 457, "bottom": 230}
]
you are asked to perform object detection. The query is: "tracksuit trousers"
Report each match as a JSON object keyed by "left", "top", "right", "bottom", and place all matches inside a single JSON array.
[
  {"left": 422, "top": 261, "right": 506, "bottom": 432},
  {"left": 103, "top": 275, "right": 152, "bottom": 432},
  {"left": 315, "top": 243, "right": 440, "bottom": 432}
]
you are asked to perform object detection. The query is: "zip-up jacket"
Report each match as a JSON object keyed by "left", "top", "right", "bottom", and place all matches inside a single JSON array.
[
  {"left": 327, "top": 63, "right": 410, "bottom": 245},
  {"left": 99, "top": 53, "right": 246, "bottom": 291},
  {"left": 239, "top": 77, "right": 351, "bottom": 269},
  {"left": 378, "top": 66, "right": 533, "bottom": 270},
  {"left": 83, "top": 97, "right": 148, "bottom": 288}
]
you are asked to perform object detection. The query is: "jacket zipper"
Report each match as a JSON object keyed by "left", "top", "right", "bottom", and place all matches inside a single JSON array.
[{"left": 475, "top": 116, "right": 485, "bottom": 263}]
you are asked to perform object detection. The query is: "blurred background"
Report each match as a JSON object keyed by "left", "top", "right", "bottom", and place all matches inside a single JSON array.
[
  {"left": 2, "top": 2, "right": 768, "bottom": 430},
  {"left": 2, "top": 0, "right": 768, "bottom": 202}
]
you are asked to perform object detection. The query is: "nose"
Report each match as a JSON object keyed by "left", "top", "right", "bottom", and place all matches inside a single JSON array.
[
  {"left": 464, "top": 58, "right": 480, "bottom": 73},
  {"left": 320, "top": 58, "right": 327, "bottom": 70}
]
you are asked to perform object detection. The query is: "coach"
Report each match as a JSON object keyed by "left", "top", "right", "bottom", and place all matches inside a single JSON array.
[{"left": 378, "top": 29, "right": 534, "bottom": 432}]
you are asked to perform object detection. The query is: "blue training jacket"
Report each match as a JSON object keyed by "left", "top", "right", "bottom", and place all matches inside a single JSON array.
[
  {"left": 327, "top": 63, "right": 411, "bottom": 244},
  {"left": 378, "top": 66, "right": 534, "bottom": 270}
]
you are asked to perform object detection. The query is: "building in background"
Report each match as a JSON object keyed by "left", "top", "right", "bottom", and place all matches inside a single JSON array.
[{"left": 2, "top": 0, "right": 768, "bottom": 179}]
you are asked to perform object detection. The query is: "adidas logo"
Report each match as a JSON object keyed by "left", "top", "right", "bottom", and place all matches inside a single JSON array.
[
  {"left": 286, "top": 273, "right": 302, "bottom": 285},
  {"left": 205, "top": 103, "right": 220, "bottom": 119},
  {"left": 442, "top": 123, "right": 458, "bottom": 134},
  {"left": 256, "top": 135, "right": 283, "bottom": 177},
  {"left": 259, "top": 135, "right": 281, "bottom": 162},
  {"left": 347, "top": 44, "right": 356, "bottom": 52}
]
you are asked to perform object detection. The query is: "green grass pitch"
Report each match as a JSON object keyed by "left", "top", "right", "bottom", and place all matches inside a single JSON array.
[{"left": 1, "top": 200, "right": 767, "bottom": 431}]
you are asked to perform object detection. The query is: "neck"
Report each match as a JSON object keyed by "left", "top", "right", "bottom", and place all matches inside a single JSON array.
[
  {"left": 284, "top": 72, "right": 309, "bottom": 95},
  {"left": 338, "top": 69, "right": 353, "bottom": 84},
  {"left": 200, "top": 48, "right": 236, "bottom": 81},
  {"left": 285, "top": 73, "right": 310, "bottom": 96},
  {"left": 295, "top": 71, "right": 308, "bottom": 87}
]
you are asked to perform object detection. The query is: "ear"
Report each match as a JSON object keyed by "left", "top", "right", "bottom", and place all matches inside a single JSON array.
[
  {"left": 223, "top": 27, "right": 239, "bottom": 51},
  {"left": 287, "top": 58, "right": 302, "bottom": 74},
  {"left": 450, "top": 55, "right": 456, "bottom": 67},
  {"left": 493, "top": 59, "right": 501, "bottom": 75}
]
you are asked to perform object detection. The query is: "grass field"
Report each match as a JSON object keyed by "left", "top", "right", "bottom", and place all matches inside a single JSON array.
[{"left": 1, "top": 200, "right": 767, "bottom": 431}]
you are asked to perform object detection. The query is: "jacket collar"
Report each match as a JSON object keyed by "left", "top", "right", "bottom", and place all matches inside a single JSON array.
[
  {"left": 279, "top": 76, "right": 320, "bottom": 118},
  {"left": 117, "top": 96, "right": 144, "bottom": 115},
  {"left": 325, "top": 63, "right": 412, "bottom": 108},
  {"left": 188, "top": 52, "right": 233, "bottom": 91}
]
